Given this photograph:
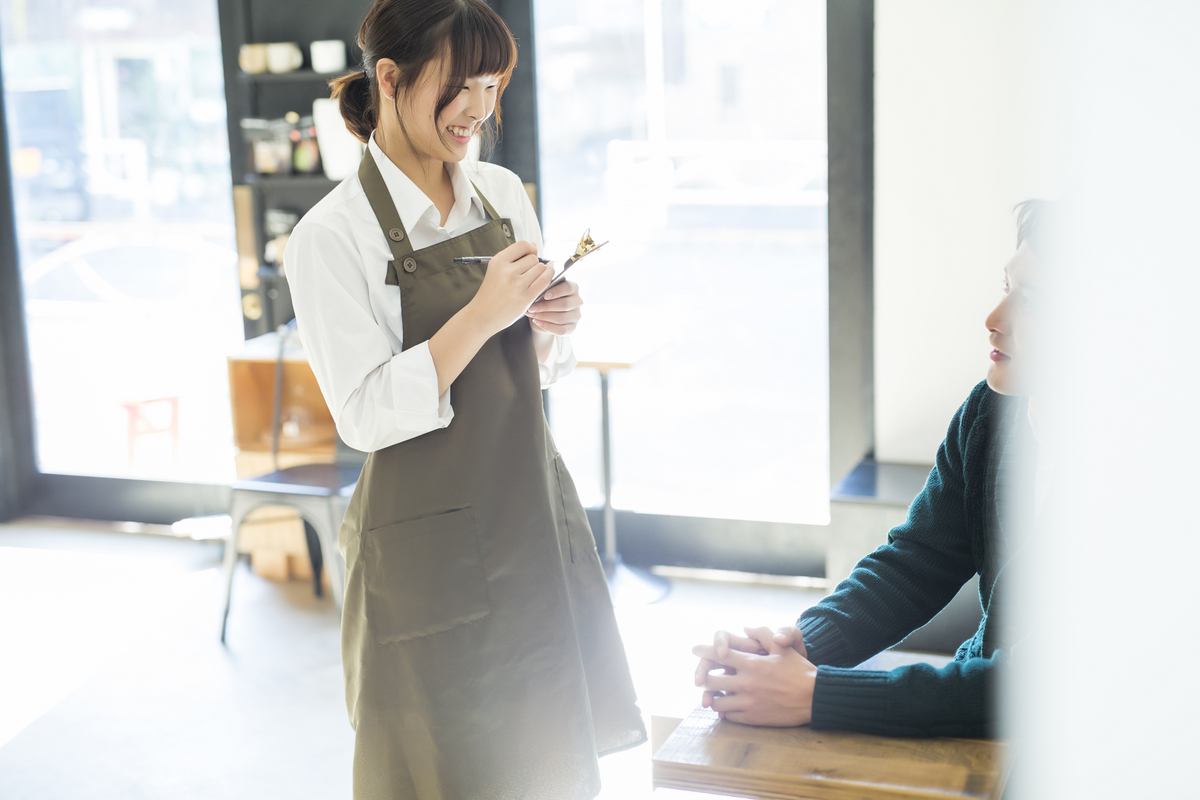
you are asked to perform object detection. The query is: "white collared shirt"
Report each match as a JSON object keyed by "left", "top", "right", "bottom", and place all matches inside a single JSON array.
[{"left": 283, "top": 134, "right": 575, "bottom": 453}]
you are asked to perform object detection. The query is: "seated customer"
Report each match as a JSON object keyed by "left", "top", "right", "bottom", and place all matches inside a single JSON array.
[{"left": 692, "top": 202, "right": 1048, "bottom": 738}]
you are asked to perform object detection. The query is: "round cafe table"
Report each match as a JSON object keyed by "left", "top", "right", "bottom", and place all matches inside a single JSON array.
[{"left": 569, "top": 306, "right": 671, "bottom": 604}]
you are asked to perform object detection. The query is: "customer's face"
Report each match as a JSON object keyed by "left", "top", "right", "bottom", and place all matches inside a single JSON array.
[{"left": 985, "top": 241, "right": 1037, "bottom": 396}]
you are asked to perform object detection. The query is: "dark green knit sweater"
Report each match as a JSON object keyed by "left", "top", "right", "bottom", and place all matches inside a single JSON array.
[{"left": 798, "top": 381, "right": 1030, "bottom": 738}]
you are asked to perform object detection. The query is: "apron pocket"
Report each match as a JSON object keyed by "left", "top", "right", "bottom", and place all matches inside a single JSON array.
[
  {"left": 364, "top": 507, "right": 492, "bottom": 645},
  {"left": 554, "top": 455, "right": 598, "bottom": 561}
]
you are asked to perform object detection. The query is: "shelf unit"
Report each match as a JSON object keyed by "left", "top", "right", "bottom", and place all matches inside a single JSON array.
[
  {"left": 217, "top": 0, "right": 372, "bottom": 338},
  {"left": 237, "top": 69, "right": 342, "bottom": 85},
  {"left": 216, "top": 0, "right": 541, "bottom": 339}
]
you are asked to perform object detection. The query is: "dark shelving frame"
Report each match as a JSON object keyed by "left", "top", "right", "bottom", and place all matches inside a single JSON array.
[{"left": 216, "top": 0, "right": 374, "bottom": 338}]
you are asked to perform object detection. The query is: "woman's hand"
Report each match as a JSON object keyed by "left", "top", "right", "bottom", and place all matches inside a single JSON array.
[
  {"left": 526, "top": 280, "right": 583, "bottom": 336},
  {"left": 695, "top": 626, "right": 818, "bottom": 727},
  {"left": 467, "top": 240, "right": 555, "bottom": 337}
]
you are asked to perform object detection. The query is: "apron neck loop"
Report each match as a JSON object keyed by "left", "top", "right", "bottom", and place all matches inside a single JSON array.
[
  {"left": 358, "top": 151, "right": 415, "bottom": 262},
  {"left": 469, "top": 181, "right": 503, "bottom": 222},
  {"left": 358, "top": 152, "right": 508, "bottom": 260}
]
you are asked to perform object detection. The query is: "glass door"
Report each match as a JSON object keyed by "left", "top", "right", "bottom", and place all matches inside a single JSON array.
[
  {"left": 1, "top": 0, "right": 242, "bottom": 483},
  {"left": 534, "top": 0, "right": 830, "bottom": 524}
]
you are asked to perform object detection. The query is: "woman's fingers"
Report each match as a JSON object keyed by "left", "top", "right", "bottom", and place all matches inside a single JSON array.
[
  {"left": 530, "top": 319, "right": 576, "bottom": 335},
  {"left": 502, "top": 240, "right": 539, "bottom": 270},
  {"left": 524, "top": 262, "right": 555, "bottom": 289},
  {"left": 529, "top": 287, "right": 581, "bottom": 313},
  {"left": 526, "top": 310, "right": 582, "bottom": 326},
  {"left": 527, "top": 297, "right": 579, "bottom": 314},
  {"left": 540, "top": 280, "right": 579, "bottom": 302}
]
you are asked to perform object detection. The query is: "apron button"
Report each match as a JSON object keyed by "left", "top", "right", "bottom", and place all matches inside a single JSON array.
[
  {"left": 388, "top": 227, "right": 405, "bottom": 242},
  {"left": 402, "top": 257, "right": 417, "bottom": 273},
  {"left": 501, "top": 223, "right": 512, "bottom": 240}
]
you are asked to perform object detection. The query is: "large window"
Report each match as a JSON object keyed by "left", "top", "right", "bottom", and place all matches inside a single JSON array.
[
  {"left": 1, "top": 0, "right": 241, "bottom": 482},
  {"left": 534, "top": 0, "right": 830, "bottom": 524}
]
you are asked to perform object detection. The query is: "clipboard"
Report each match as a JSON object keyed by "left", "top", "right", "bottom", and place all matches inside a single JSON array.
[{"left": 536, "top": 230, "right": 608, "bottom": 301}]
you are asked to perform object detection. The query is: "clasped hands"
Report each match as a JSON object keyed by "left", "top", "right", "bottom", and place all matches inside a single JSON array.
[{"left": 691, "top": 625, "right": 819, "bottom": 727}]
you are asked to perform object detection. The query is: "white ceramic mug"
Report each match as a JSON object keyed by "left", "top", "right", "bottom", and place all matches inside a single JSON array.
[
  {"left": 266, "top": 42, "right": 303, "bottom": 74},
  {"left": 313, "top": 98, "right": 364, "bottom": 180},
  {"left": 238, "top": 43, "right": 269, "bottom": 74},
  {"left": 310, "top": 40, "right": 347, "bottom": 74}
]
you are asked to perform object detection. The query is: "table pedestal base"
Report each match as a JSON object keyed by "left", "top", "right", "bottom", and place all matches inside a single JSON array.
[{"left": 604, "top": 553, "right": 671, "bottom": 605}]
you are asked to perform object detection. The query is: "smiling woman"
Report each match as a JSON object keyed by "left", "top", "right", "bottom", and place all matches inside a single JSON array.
[{"left": 282, "top": 1, "right": 646, "bottom": 796}]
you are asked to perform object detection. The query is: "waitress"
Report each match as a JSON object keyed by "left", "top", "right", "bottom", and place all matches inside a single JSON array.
[{"left": 283, "top": 1, "right": 646, "bottom": 797}]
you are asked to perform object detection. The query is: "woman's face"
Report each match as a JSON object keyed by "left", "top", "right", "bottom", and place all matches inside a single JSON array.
[
  {"left": 985, "top": 241, "right": 1038, "bottom": 396},
  {"left": 381, "top": 54, "right": 498, "bottom": 163}
]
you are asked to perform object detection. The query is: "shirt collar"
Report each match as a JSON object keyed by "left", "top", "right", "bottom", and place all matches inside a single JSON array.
[{"left": 367, "top": 132, "right": 485, "bottom": 233}]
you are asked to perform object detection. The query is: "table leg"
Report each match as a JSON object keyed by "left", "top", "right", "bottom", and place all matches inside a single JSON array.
[
  {"left": 596, "top": 368, "right": 670, "bottom": 604},
  {"left": 600, "top": 370, "right": 617, "bottom": 567}
]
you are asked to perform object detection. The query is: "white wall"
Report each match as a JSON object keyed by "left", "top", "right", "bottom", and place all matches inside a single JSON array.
[
  {"left": 873, "top": 1, "right": 1055, "bottom": 463},
  {"left": 1010, "top": 3, "right": 1200, "bottom": 795}
]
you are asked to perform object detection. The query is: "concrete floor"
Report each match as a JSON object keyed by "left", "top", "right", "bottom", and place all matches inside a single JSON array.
[{"left": 0, "top": 517, "right": 943, "bottom": 799}]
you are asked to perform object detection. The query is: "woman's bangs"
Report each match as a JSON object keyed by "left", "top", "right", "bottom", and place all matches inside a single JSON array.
[{"left": 446, "top": 8, "right": 516, "bottom": 84}]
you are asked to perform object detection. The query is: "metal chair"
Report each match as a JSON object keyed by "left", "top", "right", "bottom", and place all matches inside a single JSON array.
[
  {"left": 219, "top": 321, "right": 365, "bottom": 642},
  {"left": 220, "top": 455, "right": 361, "bottom": 642}
]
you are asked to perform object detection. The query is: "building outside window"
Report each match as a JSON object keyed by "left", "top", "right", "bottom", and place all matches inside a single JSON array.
[
  {"left": 1, "top": 0, "right": 241, "bottom": 483},
  {"left": 533, "top": 0, "right": 830, "bottom": 524}
]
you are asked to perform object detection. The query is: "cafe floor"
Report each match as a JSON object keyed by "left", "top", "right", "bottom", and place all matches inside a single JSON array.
[{"left": 0, "top": 517, "right": 946, "bottom": 799}]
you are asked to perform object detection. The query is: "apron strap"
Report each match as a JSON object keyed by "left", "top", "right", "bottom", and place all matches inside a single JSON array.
[
  {"left": 359, "top": 152, "right": 508, "bottom": 256},
  {"left": 358, "top": 150, "right": 415, "bottom": 262}
]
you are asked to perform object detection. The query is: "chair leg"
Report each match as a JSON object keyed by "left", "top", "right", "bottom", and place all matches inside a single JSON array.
[
  {"left": 302, "top": 521, "right": 324, "bottom": 598},
  {"left": 221, "top": 497, "right": 248, "bottom": 643},
  {"left": 309, "top": 502, "right": 345, "bottom": 612}
]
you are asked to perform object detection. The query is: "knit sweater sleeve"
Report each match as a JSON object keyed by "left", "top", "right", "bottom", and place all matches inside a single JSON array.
[
  {"left": 810, "top": 652, "right": 1001, "bottom": 738},
  {"left": 798, "top": 383, "right": 987, "bottom": 668}
]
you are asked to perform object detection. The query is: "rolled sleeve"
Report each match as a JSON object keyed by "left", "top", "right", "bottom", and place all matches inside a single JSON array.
[
  {"left": 391, "top": 340, "right": 454, "bottom": 432},
  {"left": 539, "top": 334, "right": 577, "bottom": 388},
  {"left": 284, "top": 221, "right": 455, "bottom": 452}
]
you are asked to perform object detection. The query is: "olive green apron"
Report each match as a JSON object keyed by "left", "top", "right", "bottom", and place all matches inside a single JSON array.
[{"left": 337, "top": 152, "right": 646, "bottom": 800}]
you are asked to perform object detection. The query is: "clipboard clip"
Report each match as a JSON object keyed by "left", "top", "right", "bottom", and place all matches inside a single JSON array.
[{"left": 536, "top": 229, "right": 608, "bottom": 301}]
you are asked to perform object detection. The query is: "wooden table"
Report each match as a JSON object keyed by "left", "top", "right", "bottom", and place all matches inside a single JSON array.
[{"left": 652, "top": 708, "right": 1009, "bottom": 800}]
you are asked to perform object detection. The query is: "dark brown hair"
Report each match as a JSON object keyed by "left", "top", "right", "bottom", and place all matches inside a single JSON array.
[{"left": 328, "top": 0, "right": 517, "bottom": 153}]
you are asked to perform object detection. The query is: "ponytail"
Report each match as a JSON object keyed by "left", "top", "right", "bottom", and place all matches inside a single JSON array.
[{"left": 329, "top": 70, "right": 376, "bottom": 144}]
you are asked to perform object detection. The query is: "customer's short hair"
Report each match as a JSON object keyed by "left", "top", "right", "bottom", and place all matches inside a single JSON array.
[{"left": 1015, "top": 199, "right": 1051, "bottom": 254}]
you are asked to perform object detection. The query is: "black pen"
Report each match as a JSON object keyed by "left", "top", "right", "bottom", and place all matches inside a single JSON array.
[{"left": 453, "top": 256, "right": 551, "bottom": 264}]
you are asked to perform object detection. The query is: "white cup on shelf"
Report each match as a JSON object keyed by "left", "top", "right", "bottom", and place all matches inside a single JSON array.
[
  {"left": 266, "top": 42, "right": 303, "bottom": 74},
  {"left": 239, "top": 43, "right": 269, "bottom": 74},
  {"left": 310, "top": 40, "right": 347, "bottom": 74},
  {"left": 313, "top": 98, "right": 364, "bottom": 180}
]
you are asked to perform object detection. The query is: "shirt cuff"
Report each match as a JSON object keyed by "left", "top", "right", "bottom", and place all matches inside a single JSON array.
[
  {"left": 390, "top": 340, "right": 454, "bottom": 433},
  {"left": 539, "top": 334, "right": 577, "bottom": 388}
]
